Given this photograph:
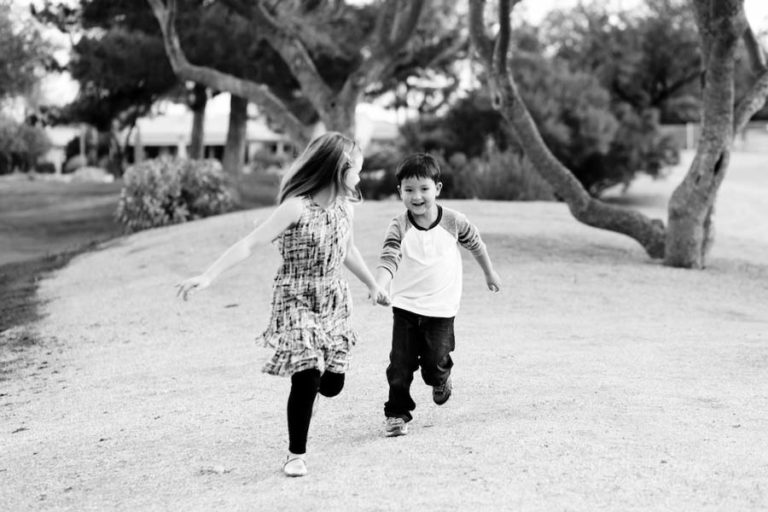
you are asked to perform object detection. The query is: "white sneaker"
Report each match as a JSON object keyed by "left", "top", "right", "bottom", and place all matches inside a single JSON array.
[
  {"left": 283, "top": 453, "right": 308, "bottom": 477},
  {"left": 384, "top": 417, "right": 408, "bottom": 437}
]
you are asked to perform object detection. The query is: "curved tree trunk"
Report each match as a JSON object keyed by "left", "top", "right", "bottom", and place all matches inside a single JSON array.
[
  {"left": 469, "top": 0, "right": 768, "bottom": 268},
  {"left": 188, "top": 83, "right": 207, "bottom": 160},
  {"left": 222, "top": 94, "right": 248, "bottom": 176},
  {"left": 468, "top": 0, "right": 666, "bottom": 259},
  {"left": 147, "top": 0, "right": 424, "bottom": 145}
]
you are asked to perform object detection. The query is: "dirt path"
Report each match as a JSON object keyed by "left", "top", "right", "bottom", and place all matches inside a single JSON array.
[{"left": 2, "top": 153, "right": 767, "bottom": 511}]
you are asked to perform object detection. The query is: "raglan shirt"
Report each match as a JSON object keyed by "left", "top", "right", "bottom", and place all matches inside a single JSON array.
[{"left": 378, "top": 205, "right": 487, "bottom": 318}]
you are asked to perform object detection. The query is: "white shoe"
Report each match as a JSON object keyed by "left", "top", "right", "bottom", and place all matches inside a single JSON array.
[
  {"left": 384, "top": 417, "right": 408, "bottom": 437},
  {"left": 283, "top": 453, "right": 308, "bottom": 477}
]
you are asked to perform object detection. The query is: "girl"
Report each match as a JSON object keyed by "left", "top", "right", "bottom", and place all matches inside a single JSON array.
[{"left": 176, "top": 132, "right": 389, "bottom": 477}]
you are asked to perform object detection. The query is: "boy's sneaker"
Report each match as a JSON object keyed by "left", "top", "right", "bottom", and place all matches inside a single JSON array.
[
  {"left": 384, "top": 417, "right": 408, "bottom": 437},
  {"left": 283, "top": 453, "right": 308, "bottom": 477},
  {"left": 433, "top": 376, "right": 452, "bottom": 405}
]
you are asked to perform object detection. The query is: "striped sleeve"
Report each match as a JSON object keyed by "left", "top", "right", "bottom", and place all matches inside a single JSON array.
[
  {"left": 456, "top": 213, "right": 486, "bottom": 257},
  {"left": 378, "top": 216, "right": 404, "bottom": 277}
]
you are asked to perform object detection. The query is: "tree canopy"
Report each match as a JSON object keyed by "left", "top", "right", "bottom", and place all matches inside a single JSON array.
[{"left": 0, "top": 1, "right": 51, "bottom": 104}]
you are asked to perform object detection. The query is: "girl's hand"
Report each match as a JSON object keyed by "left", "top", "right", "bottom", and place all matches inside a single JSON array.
[
  {"left": 368, "top": 285, "right": 391, "bottom": 306},
  {"left": 485, "top": 270, "right": 502, "bottom": 292},
  {"left": 176, "top": 275, "right": 211, "bottom": 301}
]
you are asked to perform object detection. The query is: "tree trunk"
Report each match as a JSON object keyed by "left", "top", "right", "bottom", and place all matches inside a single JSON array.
[
  {"left": 468, "top": 0, "right": 666, "bottom": 259},
  {"left": 468, "top": 0, "right": 766, "bottom": 269},
  {"left": 147, "top": 0, "right": 424, "bottom": 147},
  {"left": 189, "top": 83, "right": 207, "bottom": 160},
  {"left": 222, "top": 94, "right": 248, "bottom": 176},
  {"left": 663, "top": 0, "right": 744, "bottom": 268}
]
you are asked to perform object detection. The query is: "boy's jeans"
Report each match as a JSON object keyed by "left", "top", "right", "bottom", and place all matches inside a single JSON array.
[{"left": 384, "top": 307, "right": 455, "bottom": 422}]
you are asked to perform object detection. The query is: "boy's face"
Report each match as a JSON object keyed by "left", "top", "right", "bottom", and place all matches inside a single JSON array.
[{"left": 398, "top": 176, "right": 442, "bottom": 217}]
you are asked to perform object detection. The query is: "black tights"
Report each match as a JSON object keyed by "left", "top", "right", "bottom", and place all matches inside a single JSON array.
[{"left": 287, "top": 369, "right": 345, "bottom": 454}]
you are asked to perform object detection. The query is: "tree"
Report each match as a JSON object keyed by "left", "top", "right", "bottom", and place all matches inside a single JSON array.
[
  {"left": 541, "top": 0, "right": 702, "bottom": 124},
  {"left": 69, "top": 0, "right": 314, "bottom": 174},
  {"left": 0, "top": 1, "right": 51, "bottom": 103},
  {"left": 469, "top": 0, "right": 768, "bottom": 269},
  {"left": 0, "top": 115, "right": 52, "bottom": 173},
  {"left": 147, "top": 0, "right": 430, "bottom": 144}
]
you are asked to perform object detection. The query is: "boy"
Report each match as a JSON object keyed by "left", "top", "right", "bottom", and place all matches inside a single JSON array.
[{"left": 376, "top": 153, "right": 501, "bottom": 437}]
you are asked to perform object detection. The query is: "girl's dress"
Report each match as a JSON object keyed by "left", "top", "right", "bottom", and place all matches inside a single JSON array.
[{"left": 259, "top": 196, "right": 358, "bottom": 376}]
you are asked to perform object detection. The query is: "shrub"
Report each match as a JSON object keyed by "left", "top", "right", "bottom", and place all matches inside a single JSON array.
[
  {"left": 116, "top": 158, "right": 233, "bottom": 232},
  {"left": 358, "top": 142, "right": 555, "bottom": 202},
  {"left": 440, "top": 146, "right": 555, "bottom": 201}
]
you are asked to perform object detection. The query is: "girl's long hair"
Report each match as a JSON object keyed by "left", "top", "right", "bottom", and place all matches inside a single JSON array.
[{"left": 277, "top": 132, "right": 362, "bottom": 204}]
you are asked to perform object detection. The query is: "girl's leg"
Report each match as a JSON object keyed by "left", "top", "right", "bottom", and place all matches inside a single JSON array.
[
  {"left": 287, "top": 369, "right": 321, "bottom": 455},
  {"left": 319, "top": 371, "right": 345, "bottom": 397}
]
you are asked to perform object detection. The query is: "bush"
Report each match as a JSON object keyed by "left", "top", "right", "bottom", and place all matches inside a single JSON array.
[
  {"left": 359, "top": 145, "right": 402, "bottom": 199},
  {"left": 116, "top": 158, "right": 234, "bottom": 232},
  {"left": 440, "top": 146, "right": 555, "bottom": 201},
  {"left": 358, "top": 142, "right": 555, "bottom": 202}
]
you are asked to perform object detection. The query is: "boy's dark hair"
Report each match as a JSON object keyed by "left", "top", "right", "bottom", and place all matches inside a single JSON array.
[{"left": 395, "top": 153, "right": 441, "bottom": 185}]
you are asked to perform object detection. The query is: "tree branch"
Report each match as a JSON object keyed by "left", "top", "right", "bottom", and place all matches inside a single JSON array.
[
  {"left": 468, "top": 0, "right": 667, "bottom": 258},
  {"left": 468, "top": 0, "right": 493, "bottom": 64},
  {"left": 734, "top": 18, "right": 768, "bottom": 133},
  {"left": 734, "top": 70, "right": 768, "bottom": 133},
  {"left": 386, "top": 0, "right": 425, "bottom": 53},
  {"left": 347, "top": 0, "right": 425, "bottom": 101},
  {"left": 218, "top": 0, "right": 335, "bottom": 112},
  {"left": 743, "top": 25, "right": 767, "bottom": 73},
  {"left": 146, "top": 0, "right": 309, "bottom": 143}
]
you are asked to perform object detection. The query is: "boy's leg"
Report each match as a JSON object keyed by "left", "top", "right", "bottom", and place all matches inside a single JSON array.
[
  {"left": 419, "top": 316, "right": 456, "bottom": 389},
  {"left": 384, "top": 307, "right": 421, "bottom": 422},
  {"left": 287, "top": 369, "right": 322, "bottom": 455}
]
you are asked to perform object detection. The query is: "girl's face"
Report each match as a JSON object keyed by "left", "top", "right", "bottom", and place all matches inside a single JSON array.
[
  {"left": 398, "top": 176, "right": 442, "bottom": 217},
  {"left": 343, "top": 150, "right": 363, "bottom": 190}
]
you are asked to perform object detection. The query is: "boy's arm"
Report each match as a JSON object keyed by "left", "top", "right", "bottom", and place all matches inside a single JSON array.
[
  {"left": 456, "top": 213, "right": 501, "bottom": 292},
  {"left": 376, "top": 217, "right": 403, "bottom": 291},
  {"left": 471, "top": 245, "right": 501, "bottom": 292}
]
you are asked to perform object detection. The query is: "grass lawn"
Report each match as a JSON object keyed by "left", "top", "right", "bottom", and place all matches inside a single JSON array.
[
  {"left": 0, "top": 171, "right": 280, "bottom": 334},
  {"left": 0, "top": 178, "right": 124, "bottom": 333}
]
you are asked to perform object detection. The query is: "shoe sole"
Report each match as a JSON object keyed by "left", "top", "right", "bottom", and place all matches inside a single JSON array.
[
  {"left": 433, "top": 393, "right": 451, "bottom": 406},
  {"left": 385, "top": 427, "right": 408, "bottom": 437}
]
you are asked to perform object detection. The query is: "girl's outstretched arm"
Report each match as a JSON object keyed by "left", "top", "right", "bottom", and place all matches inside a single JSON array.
[
  {"left": 342, "top": 206, "right": 390, "bottom": 306},
  {"left": 176, "top": 197, "right": 303, "bottom": 300}
]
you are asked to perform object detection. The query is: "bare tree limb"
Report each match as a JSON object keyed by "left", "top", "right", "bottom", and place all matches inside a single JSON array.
[
  {"left": 146, "top": 0, "right": 309, "bottom": 143},
  {"left": 494, "top": 0, "right": 511, "bottom": 77},
  {"left": 468, "top": 0, "right": 493, "bottom": 64},
  {"left": 347, "top": 0, "right": 425, "bottom": 101},
  {"left": 743, "top": 25, "right": 767, "bottom": 72},
  {"left": 468, "top": 0, "right": 667, "bottom": 258},
  {"left": 386, "top": 0, "right": 425, "bottom": 53},
  {"left": 734, "top": 70, "right": 768, "bottom": 132},
  {"left": 733, "top": 21, "right": 768, "bottom": 132},
  {"left": 218, "top": 0, "right": 335, "bottom": 109}
]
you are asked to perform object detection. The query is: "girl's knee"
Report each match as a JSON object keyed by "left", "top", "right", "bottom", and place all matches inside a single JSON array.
[{"left": 319, "top": 372, "right": 345, "bottom": 397}]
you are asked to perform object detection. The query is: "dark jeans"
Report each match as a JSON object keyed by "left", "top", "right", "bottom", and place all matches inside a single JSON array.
[
  {"left": 287, "top": 369, "right": 345, "bottom": 454},
  {"left": 384, "top": 307, "right": 455, "bottom": 422}
]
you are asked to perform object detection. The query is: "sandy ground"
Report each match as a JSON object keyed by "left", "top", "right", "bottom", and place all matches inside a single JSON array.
[{"left": 2, "top": 152, "right": 767, "bottom": 511}]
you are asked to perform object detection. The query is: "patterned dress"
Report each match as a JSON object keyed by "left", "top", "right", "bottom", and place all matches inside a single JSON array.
[{"left": 259, "top": 196, "right": 358, "bottom": 376}]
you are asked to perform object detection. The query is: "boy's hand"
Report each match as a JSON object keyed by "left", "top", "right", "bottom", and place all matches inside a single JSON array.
[
  {"left": 368, "top": 285, "right": 391, "bottom": 306},
  {"left": 176, "top": 275, "right": 211, "bottom": 301},
  {"left": 485, "top": 270, "right": 501, "bottom": 292}
]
